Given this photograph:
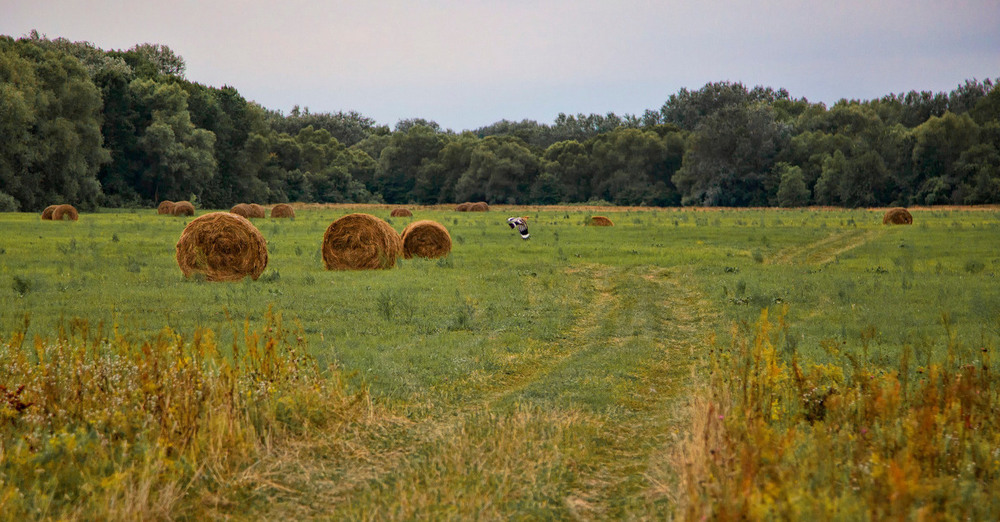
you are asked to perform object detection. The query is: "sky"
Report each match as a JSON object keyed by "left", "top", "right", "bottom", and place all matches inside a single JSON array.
[{"left": 3, "top": 0, "right": 998, "bottom": 131}]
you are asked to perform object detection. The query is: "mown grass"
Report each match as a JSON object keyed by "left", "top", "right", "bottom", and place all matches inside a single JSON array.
[{"left": 1, "top": 205, "right": 999, "bottom": 518}]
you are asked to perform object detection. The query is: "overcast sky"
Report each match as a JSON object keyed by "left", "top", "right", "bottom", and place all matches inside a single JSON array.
[{"left": 3, "top": 0, "right": 998, "bottom": 131}]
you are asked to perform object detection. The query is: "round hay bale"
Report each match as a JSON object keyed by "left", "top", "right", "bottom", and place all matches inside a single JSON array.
[
  {"left": 41, "top": 205, "right": 57, "bottom": 220},
  {"left": 248, "top": 203, "right": 266, "bottom": 218},
  {"left": 401, "top": 220, "right": 452, "bottom": 259},
  {"left": 469, "top": 201, "right": 490, "bottom": 212},
  {"left": 590, "top": 216, "right": 614, "bottom": 226},
  {"left": 883, "top": 208, "right": 913, "bottom": 225},
  {"left": 157, "top": 200, "right": 175, "bottom": 215},
  {"left": 390, "top": 208, "right": 413, "bottom": 217},
  {"left": 52, "top": 204, "right": 79, "bottom": 221},
  {"left": 175, "top": 212, "right": 268, "bottom": 282},
  {"left": 270, "top": 203, "right": 295, "bottom": 218},
  {"left": 171, "top": 201, "right": 195, "bottom": 216},
  {"left": 321, "top": 213, "right": 402, "bottom": 270},
  {"left": 230, "top": 203, "right": 253, "bottom": 218},
  {"left": 455, "top": 202, "right": 472, "bottom": 212}
]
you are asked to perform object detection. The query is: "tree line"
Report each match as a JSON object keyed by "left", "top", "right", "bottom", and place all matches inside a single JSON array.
[{"left": 1, "top": 32, "right": 998, "bottom": 212}]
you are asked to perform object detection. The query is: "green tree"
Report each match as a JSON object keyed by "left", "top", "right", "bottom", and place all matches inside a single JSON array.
[
  {"left": 454, "top": 136, "right": 538, "bottom": 203},
  {"left": 774, "top": 163, "right": 810, "bottom": 207}
]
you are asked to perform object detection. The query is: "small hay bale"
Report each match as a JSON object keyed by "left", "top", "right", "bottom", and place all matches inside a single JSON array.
[
  {"left": 270, "top": 203, "right": 295, "bottom": 218},
  {"left": 172, "top": 201, "right": 195, "bottom": 216},
  {"left": 248, "top": 203, "right": 266, "bottom": 218},
  {"left": 157, "top": 200, "right": 175, "bottom": 215},
  {"left": 52, "top": 204, "right": 79, "bottom": 221},
  {"left": 321, "top": 213, "right": 402, "bottom": 270},
  {"left": 590, "top": 216, "right": 614, "bottom": 226},
  {"left": 230, "top": 203, "right": 253, "bottom": 218},
  {"left": 390, "top": 208, "right": 413, "bottom": 217},
  {"left": 175, "top": 212, "right": 268, "bottom": 282},
  {"left": 41, "top": 205, "right": 57, "bottom": 220},
  {"left": 401, "top": 220, "right": 452, "bottom": 259},
  {"left": 455, "top": 202, "right": 472, "bottom": 212},
  {"left": 469, "top": 201, "right": 489, "bottom": 212},
  {"left": 883, "top": 208, "right": 913, "bottom": 225}
]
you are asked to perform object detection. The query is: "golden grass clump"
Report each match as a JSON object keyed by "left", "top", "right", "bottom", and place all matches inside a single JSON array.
[
  {"left": 52, "top": 204, "right": 79, "bottom": 221},
  {"left": 883, "top": 207, "right": 913, "bottom": 225},
  {"left": 270, "top": 203, "right": 295, "bottom": 218},
  {"left": 390, "top": 208, "right": 413, "bottom": 217},
  {"left": 590, "top": 216, "right": 614, "bottom": 226},
  {"left": 401, "top": 220, "right": 452, "bottom": 259},
  {"left": 469, "top": 201, "right": 490, "bottom": 211},
  {"left": 157, "top": 200, "right": 175, "bottom": 215},
  {"left": 230, "top": 203, "right": 253, "bottom": 218},
  {"left": 171, "top": 201, "right": 195, "bottom": 216},
  {"left": 455, "top": 202, "right": 473, "bottom": 211},
  {"left": 175, "top": 212, "right": 268, "bottom": 282},
  {"left": 322, "top": 213, "right": 402, "bottom": 270},
  {"left": 41, "top": 205, "right": 57, "bottom": 220}
]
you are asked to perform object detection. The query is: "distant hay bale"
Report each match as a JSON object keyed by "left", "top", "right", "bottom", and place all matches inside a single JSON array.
[
  {"left": 157, "top": 201, "right": 175, "bottom": 215},
  {"left": 171, "top": 201, "right": 195, "bottom": 216},
  {"left": 230, "top": 203, "right": 253, "bottom": 218},
  {"left": 390, "top": 208, "right": 413, "bottom": 217},
  {"left": 270, "top": 203, "right": 295, "bottom": 218},
  {"left": 175, "top": 212, "right": 268, "bottom": 282},
  {"left": 883, "top": 208, "right": 913, "bottom": 225},
  {"left": 590, "top": 216, "right": 614, "bottom": 226},
  {"left": 469, "top": 201, "right": 490, "bottom": 212},
  {"left": 41, "top": 205, "right": 57, "bottom": 220},
  {"left": 321, "top": 213, "right": 402, "bottom": 270},
  {"left": 401, "top": 220, "right": 452, "bottom": 259},
  {"left": 248, "top": 203, "right": 266, "bottom": 218},
  {"left": 52, "top": 204, "right": 79, "bottom": 221},
  {"left": 455, "top": 202, "right": 473, "bottom": 212}
]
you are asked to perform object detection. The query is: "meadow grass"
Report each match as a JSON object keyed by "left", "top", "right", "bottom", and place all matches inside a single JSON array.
[{"left": 1, "top": 205, "right": 999, "bottom": 518}]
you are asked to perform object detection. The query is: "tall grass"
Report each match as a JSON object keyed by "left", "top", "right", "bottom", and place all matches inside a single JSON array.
[
  {"left": 672, "top": 307, "right": 1000, "bottom": 520},
  {"left": 0, "top": 309, "right": 368, "bottom": 519}
]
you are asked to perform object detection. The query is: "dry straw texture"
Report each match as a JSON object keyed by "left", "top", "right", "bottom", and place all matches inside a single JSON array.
[
  {"left": 172, "top": 201, "right": 195, "bottom": 216},
  {"left": 230, "top": 203, "right": 253, "bottom": 218},
  {"left": 40, "top": 205, "right": 57, "bottom": 220},
  {"left": 322, "top": 213, "right": 402, "bottom": 270},
  {"left": 248, "top": 203, "right": 266, "bottom": 218},
  {"left": 455, "top": 202, "right": 473, "bottom": 212},
  {"left": 883, "top": 208, "right": 913, "bottom": 225},
  {"left": 52, "top": 204, "right": 78, "bottom": 221},
  {"left": 390, "top": 208, "right": 413, "bottom": 217},
  {"left": 401, "top": 220, "right": 452, "bottom": 259},
  {"left": 469, "top": 201, "right": 490, "bottom": 211},
  {"left": 157, "top": 200, "right": 175, "bottom": 215},
  {"left": 270, "top": 203, "right": 295, "bottom": 218},
  {"left": 591, "top": 216, "right": 614, "bottom": 226},
  {"left": 175, "top": 212, "right": 268, "bottom": 282}
]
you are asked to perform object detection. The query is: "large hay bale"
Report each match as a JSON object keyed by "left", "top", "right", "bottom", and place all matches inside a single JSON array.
[
  {"left": 401, "top": 220, "right": 452, "bottom": 259},
  {"left": 455, "top": 202, "right": 473, "bottom": 212},
  {"left": 469, "top": 201, "right": 490, "bottom": 212},
  {"left": 590, "top": 216, "right": 614, "bottom": 226},
  {"left": 390, "top": 208, "right": 413, "bottom": 217},
  {"left": 321, "top": 213, "right": 402, "bottom": 270},
  {"left": 41, "top": 205, "right": 57, "bottom": 220},
  {"left": 172, "top": 201, "right": 195, "bottom": 216},
  {"left": 248, "top": 203, "right": 266, "bottom": 218},
  {"left": 270, "top": 203, "right": 295, "bottom": 218},
  {"left": 157, "top": 200, "right": 175, "bottom": 215},
  {"left": 52, "top": 204, "right": 79, "bottom": 221},
  {"left": 175, "top": 212, "right": 268, "bottom": 282},
  {"left": 883, "top": 208, "right": 913, "bottom": 225}
]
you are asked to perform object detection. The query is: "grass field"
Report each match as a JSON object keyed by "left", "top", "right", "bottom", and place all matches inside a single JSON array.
[{"left": 1, "top": 205, "right": 998, "bottom": 519}]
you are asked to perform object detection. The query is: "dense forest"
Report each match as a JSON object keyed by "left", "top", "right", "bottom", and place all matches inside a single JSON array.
[{"left": 1, "top": 33, "right": 998, "bottom": 211}]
